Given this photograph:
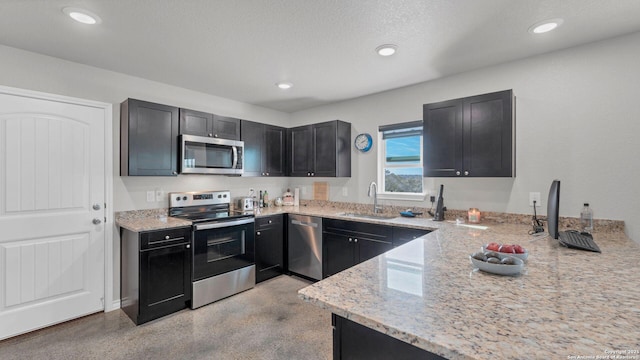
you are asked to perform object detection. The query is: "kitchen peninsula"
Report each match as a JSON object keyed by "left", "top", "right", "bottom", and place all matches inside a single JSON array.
[{"left": 298, "top": 216, "right": 640, "bottom": 359}]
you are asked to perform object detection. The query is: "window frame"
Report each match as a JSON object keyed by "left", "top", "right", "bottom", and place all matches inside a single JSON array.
[{"left": 376, "top": 121, "right": 426, "bottom": 201}]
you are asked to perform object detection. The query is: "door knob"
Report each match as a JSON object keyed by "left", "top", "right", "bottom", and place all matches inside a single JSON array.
[
  {"left": 92, "top": 218, "right": 102, "bottom": 225},
  {"left": 92, "top": 203, "right": 101, "bottom": 210}
]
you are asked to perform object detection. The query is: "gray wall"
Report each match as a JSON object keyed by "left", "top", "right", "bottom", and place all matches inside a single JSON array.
[{"left": 289, "top": 31, "right": 640, "bottom": 244}]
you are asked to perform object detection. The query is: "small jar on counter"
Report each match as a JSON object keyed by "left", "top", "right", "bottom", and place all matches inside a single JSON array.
[{"left": 468, "top": 208, "right": 481, "bottom": 223}]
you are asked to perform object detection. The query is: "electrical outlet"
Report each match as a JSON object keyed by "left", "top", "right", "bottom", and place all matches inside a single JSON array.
[
  {"left": 146, "top": 191, "right": 155, "bottom": 203},
  {"left": 529, "top": 192, "right": 541, "bottom": 207},
  {"left": 342, "top": 187, "right": 348, "bottom": 197},
  {"left": 155, "top": 190, "right": 165, "bottom": 202}
]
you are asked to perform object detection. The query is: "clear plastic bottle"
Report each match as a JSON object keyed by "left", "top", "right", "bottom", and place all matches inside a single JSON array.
[
  {"left": 580, "top": 203, "right": 593, "bottom": 233},
  {"left": 263, "top": 191, "right": 269, "bottom": 207}
]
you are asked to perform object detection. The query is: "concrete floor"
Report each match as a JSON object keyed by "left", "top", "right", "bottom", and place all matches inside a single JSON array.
[{"left": 0, "top": 276, "right": 332, "bottom": 360}]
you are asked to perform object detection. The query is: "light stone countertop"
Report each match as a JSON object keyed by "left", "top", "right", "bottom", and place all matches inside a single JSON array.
[
  {"left": 298, "top": 221, "right": 640, "bottom": 360},
  {"left": 115, "top": 204, "right": 640, "bottom": 359}
]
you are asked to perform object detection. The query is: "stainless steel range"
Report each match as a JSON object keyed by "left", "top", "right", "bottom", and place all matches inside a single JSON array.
[{"left": 169, "top": 190, "right": 255, "bottom": 309}]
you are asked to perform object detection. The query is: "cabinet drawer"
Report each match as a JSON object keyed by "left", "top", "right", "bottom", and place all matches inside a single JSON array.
[
  {"left": 392, "top": 227, "right": 431, "bottom": 247},
  {"left": 256, "top": 215, "right": 283, "bottom": 230},
  {"left": 323, "top": 218, "right": 392, "bottom": 243},
  {"left": 140, "top": 227, "right": 191, "bottom": 250}
]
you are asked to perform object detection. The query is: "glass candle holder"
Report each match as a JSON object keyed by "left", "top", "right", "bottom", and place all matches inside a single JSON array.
[{"left": 468, "top": 208, "right": 481, "bottom": 223}]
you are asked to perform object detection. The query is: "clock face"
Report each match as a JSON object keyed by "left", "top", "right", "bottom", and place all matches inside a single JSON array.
[{"left": 354, "top": 133, "right": 373, "bottom": 152}]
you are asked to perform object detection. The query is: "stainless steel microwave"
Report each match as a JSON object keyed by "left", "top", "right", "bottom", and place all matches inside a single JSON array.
[{"left": 180, "top": 134, "right": 244, "bottom": 175}]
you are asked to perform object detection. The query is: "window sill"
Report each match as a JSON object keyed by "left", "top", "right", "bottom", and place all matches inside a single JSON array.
[{"left": 376, "top": 192, "right": 426, "bottom": 202}]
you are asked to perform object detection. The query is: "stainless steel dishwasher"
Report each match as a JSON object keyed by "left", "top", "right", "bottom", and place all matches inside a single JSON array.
[{"left": 288, "top": 214, "right": 323, "bottom": 280}]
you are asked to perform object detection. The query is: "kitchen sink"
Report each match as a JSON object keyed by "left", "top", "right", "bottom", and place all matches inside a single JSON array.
[{"left": 337, "top": 212, "right": 397, "bottom": 220}]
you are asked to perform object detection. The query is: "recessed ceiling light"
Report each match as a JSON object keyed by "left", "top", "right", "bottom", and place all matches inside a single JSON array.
[
  {"left": 62, "top": 7, "right": 101, "bottom": 25},
  {"left": 375, "top": 44, "right": 398, "bottom": 56},
  {"left": 528, "top": 18, "right": 563, "bottom": 34},
  {"left": 276, "top": 82, "right": 293, "bottom": 90}
]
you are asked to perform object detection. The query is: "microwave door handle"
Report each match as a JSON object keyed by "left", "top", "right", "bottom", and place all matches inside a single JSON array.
[{"left": 232, "top": 146, "right": 238, "bottom": 169}]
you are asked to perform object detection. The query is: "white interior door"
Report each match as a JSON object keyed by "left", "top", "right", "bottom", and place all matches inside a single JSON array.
[{"left": 0, "top": 89, "right": 106, "bottom": 340}]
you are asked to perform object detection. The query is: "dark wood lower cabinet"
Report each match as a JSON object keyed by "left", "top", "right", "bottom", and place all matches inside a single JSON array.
[
  {"left": 121, "top": 227, "right": 191, "bottom": 325},
  {"left": 255, "top": 215, "right": 284, "bottom": 283},
  {"left": 332, "top": 314, "right": 446, "bottom": 360},
  {"left": 323, "top": 219, "right": 393, "bottom": 278}
]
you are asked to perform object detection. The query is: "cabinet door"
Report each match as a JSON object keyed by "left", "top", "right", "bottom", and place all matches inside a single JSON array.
[
  {"left": 212, "top": 115, "right": 241, "bottom": 140},
  {"left": 357, "top": 238, "right": 393, "bottom": 264},
  {"left": 179, "top": 108, "right": 212, "bottom": 137},
  {"left": 423, "top": 99, "right": 463, "bottom": 177},
  {"left": 122, "top": 99, "right": 179, "bottom": 176},
  {"left": 462, "top": 90, "right": 513, "bottom": 177},
  {"left": 264, "top": 125, "right": 286, "bottom": 176},
  {"left": 323, "top": 232, "right": 355, "bottom": 278},
  {"left": 255, "top": 215, "right": 284, "bottom": 283},
  {"left": 240, "top": 120, "right": 264, "bottom": 177},
  {"left": 139, "top": 242, "right": 191, "bottom": 323},
  {"left": 288, "top": 125, "right": 313, "bottom": 176},
  {"left": 313, "top": 121, "right": 338, "bottom": 177}
]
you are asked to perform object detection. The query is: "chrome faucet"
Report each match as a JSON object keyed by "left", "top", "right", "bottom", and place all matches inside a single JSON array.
[{"left": 368, "top": 181, "right": 382, "bottom": 214}]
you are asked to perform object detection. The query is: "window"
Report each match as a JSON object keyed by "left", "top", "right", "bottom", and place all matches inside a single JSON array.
[{"left": 377, "top": 121, "right": 425, "bottom": 200}]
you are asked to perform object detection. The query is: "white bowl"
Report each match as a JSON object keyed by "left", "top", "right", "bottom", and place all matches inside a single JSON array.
[
  {"left": 481, "top": 244, "right": 529, "bottom": 261},
  {"left": 469, "top": 255, "right": 524, "bottom": 276}
]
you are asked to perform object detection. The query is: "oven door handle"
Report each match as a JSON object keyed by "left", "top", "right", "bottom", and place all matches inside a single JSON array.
[
  {"left": 194, "top": 217, "right": 254, "bottom": 230},
  {"left": 232, "top": 146, "right": 238, "bottom": 169}
]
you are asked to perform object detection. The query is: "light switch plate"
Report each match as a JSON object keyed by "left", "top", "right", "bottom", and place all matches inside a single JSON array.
[
  {"left": 342, "top": 187, "right": 348, "bottom": 197},
  {"left": 155, "top": 190, "right": 165, "bottom": 202},
  {"left": 146, "top": 191, "right": 155, "bottom": 203}
]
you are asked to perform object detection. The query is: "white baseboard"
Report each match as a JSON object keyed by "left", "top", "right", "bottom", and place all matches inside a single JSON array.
[{"left": 106, "top": 299, "right": 121, "bottom": 312}]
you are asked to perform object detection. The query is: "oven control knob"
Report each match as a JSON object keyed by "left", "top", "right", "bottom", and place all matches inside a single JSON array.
[
  {"left": 175, "top": 197, "right": 181, "bottom": 201},
  {"left": 182, "top": 196, "right": 187, "bottom": 201}
]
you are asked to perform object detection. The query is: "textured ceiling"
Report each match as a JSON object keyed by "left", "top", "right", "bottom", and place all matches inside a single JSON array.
[{"left": 1, "top": 0, "right": 640, "bottom": 112}]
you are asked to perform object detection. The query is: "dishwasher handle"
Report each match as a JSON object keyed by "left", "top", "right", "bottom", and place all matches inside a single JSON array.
[{"left": 291, "top": 219, "right": 319, "bottom": 228}]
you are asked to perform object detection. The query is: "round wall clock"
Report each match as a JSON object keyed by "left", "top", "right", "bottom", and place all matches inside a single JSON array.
[{"left": 354, "top": 133, "right": 373, "bottom": 152}]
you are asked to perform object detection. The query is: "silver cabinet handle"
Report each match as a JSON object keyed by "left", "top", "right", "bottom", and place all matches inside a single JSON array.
[
  {"left": 348, "top": 237, "right": 352, "bottom": 242},
  {"left": 172, "top": 171, "right": 178, "bottom": 175},
  {"left": 266, "top": 172, "right": 269, "bottom": 176},
  {"left": 307, "top": 172, "right": 311, "bottom": 176},
  {"left": 455, "top": 171, "right": 461, "bottom": 176},
  {"left": 208, "top": 133, "right": 213, "bottom": 137},
  {"left": 186, "top": 244, "right": 190, "bottom": 249},
  {"left": 165, "top": 235, "right": 170, "bottom": 240},
  {"left": 92, "top": 218, "right": 102, "bottom": 225},
  {"left": 268, "top": 220, "right": 272, "bottom": 224},
  {"left": 214, "top": 134, "right": 219, "bottom": 138},
  {"left": 311, "top": 172, "right": 315, "bottom": 176},
  {"left": 354, "top": 238, "right": 358, "bottom": 243},
  {"left": 464, "top": 170, "right": 469, "bottom": 176},
  {"left": 256, "top": 231, "right": 261, "bottom": 236},
  {"left": 92, "top": 203, "right": 101, "bottom": 210}
]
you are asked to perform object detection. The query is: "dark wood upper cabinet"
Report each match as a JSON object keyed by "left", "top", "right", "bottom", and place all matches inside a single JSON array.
[
  {"left": 179, "top": 108, "right": 240, "bottom": 140},
  {"left": 240, "top": 120, "right": 286, "bottom": 177},
  {"left": 120, "top": 98, "right": 179, "bottom": 176},
  {"left": 287, "top": 120, "right": 351, "bottom": 177},
  {"left": 423, "top": 89, "right": 514, "bottom": 177}
]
